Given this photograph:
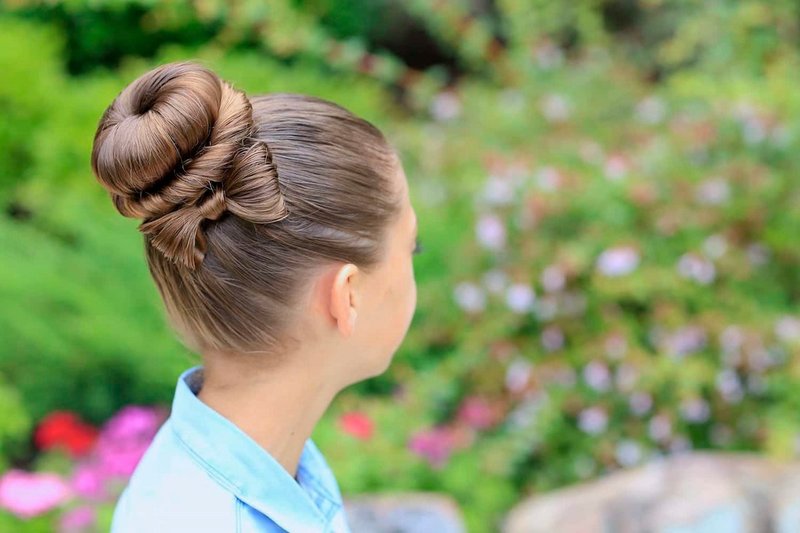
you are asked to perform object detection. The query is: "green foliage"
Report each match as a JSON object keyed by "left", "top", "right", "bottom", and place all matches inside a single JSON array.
[{"left": 3, "top": 2, "right": 800, "bottom": 532}]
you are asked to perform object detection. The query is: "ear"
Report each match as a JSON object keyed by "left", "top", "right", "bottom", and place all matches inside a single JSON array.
[{"left": 330, "top": 263, "right": 360, "bottom": 337}]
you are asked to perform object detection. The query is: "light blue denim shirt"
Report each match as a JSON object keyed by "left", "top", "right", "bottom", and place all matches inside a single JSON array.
[{"left": 110, "top": 366, "right": 353, "bottom": 533}]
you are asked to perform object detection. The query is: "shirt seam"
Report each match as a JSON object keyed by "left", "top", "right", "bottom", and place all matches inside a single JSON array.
[
  {"left": 171, "top": 422, "right": 334, "bottom": 529},
  {"left": 170, "top": 422, "right": 243, "bottom": 495}
]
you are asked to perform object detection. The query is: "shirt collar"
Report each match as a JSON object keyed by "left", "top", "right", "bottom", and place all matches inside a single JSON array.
[{"left": 169, "top": 365, "right": 342, "bottom": 533}]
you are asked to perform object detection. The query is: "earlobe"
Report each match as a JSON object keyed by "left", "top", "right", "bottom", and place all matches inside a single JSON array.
[{"left": 348, "top": 308, "right": 357, "bottom": 332}]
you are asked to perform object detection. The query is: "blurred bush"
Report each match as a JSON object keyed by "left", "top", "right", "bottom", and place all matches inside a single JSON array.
[{"left": 2, "top": 1, "right": 800, "bottom": 531}]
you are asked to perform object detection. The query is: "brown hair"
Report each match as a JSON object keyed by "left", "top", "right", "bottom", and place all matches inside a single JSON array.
[{"left": 90, "top": 60, "right": 402, "bottom": 360}]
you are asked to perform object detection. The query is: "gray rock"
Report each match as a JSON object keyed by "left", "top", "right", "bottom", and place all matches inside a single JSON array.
[{"left": 502, "top": 452, "right": 800, "bottom": 533}]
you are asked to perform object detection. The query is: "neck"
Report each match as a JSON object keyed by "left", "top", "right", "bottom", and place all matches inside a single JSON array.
[{"left": 195, "top": 354, "right": 337, "bottom": 479}]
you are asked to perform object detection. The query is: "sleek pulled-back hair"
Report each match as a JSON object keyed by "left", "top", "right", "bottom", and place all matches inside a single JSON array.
[{"left": 90, "top": 60, "right": 402, "bottom": 359}]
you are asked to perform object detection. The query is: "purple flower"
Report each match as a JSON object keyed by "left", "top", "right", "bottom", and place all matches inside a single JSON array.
[
  {"left": 541, "top": 265, "right": 566, "bottom": 293},
  {"left": 408, "top": 426, "right": 456, "bottom": 469},
  {"left": 583, "top": 360, "right": 612, "bottom": 392},
  {"left": 680, "top": 398, "right": 711, "bottom": 423},
  {"left": 475, "top": 213, "right": 506, "bottom": 251},
  {"left": 541, "top": 326, "right": 565, "bottom": 352},
  {"left": 648, "top": 414, "right": 672, "bottom": 443},
  {"left": 629, "top": 392, "right": 653, "bottom": 416},
  {"left": 505, "top": 358, "right": 533, "bottom": 393},
  {"left": 596, "top": 246, "right": 639, "bottom": 277},
  {"left": 677, "top": 253, "right": 715, "bottom": 285},
  {"left": 577, "top": 407, "right": 608, "bottom": 435},
  {"left": 505, "top": 283, "right": 536, "bottom": 313}
]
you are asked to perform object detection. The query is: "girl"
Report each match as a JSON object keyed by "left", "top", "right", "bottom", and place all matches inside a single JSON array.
[{"left": 90, "top": 60, "right": 421, "bottom": 532}]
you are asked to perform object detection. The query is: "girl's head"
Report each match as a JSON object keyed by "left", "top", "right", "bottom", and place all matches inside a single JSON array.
[{"left": 90, "top": 60, "right": 417, "bottom": 385}]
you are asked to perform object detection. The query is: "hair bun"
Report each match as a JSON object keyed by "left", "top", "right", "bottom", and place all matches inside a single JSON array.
[{"left": 90, "top": 60, "right": 259, "bottom": 269}]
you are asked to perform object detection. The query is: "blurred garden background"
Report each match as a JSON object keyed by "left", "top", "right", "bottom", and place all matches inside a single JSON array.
[{"left": 2, "top": 0, "right": 800, "bottom": 531}]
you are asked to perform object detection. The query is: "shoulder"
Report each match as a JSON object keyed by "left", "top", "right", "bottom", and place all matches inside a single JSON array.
[{"left": 109, "top": 418, "right": 239, "bottom": 533}]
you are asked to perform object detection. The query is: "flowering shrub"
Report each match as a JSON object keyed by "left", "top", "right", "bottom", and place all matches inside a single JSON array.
[
  {"left": 3, "top": 1, "right": 800, "bottom": 532},
  {"left": 0, "top": 407, "right": 165, "bottom": 532}
]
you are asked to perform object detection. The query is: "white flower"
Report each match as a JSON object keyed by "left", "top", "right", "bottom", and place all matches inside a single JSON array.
[
  {"left": 597, "top": 246, "right": 640, "bottom": 277},
  {"left": 499, "top": 89, "right": 525, "bottom": 111},
  {"left": 711, "top": 425, "right": 734, "bottom": 446},
  {"left": 505, "top": 358, "right": 533, "bottom": 393},
  {"left": 669, "top": 436, "right": 692, "bottom": 454},
  {"left": 680, "top": 398, "right": 710, "bottom": 423},
  {"left": 583, "top": 360, "right": 611, "bottom": 392},
  {"left": 615, "top": 363, "right": 639, "bottom": 392},
  {"left": 662, "top": 325, "right": 707, "bottom": 358},
  {"left": 578, "top": 406, "right": 608, "bottom": 435},
  {"left": 702, "top": 234, "right": 728, "bottom": 259},
  {"left": 629, "top": 391, "right": 653, "bottom": 416},
  {"left": 716, "top": 369, "right": 744, "bottom": 404},
  {"left": 604, "top": 154, "right": 630, "bottom": 181},
  {"left": 540, "top": 93, "right": 571, "bottom": 123},
  {"left": 649, "top": 414, "right": 672, "bottom": 442},
  {"left": 429, "top": 91, "right": 461, "bottom": 122},
  {"left": 480, "top": 174, "right": 515, "bottom": 206},
  {"left": 533, "top": 296, "right": 558, "bottom": 322},
  {"left": 720, "top": 325, "right": 745, "bottom": 353},
  {"left": 535, "top": 166, "right": 562, "bottom": 192},
  {"left": 635, "top": 96, "right": 667, "bottom": 124},
  {"left": 482, "top": 269, "right": 509, "bottom": 295},
  {"left": 746, "top": 243, "right": 769, "bottom": 266},
  {"left": 541, "top": 326, "right": 565, "bottom": 352},
  {"left": 775, "top": 316, "right": 800, "bottom": 343},
  {"left": 615, "top": 440, "right": 643, "bottom": 467},
  {"left": 475, "top": 213, "right": 506, "bottom": 251},
  {"left": 534, "top": 40, "right": 564, "bottom": 69},
  {"left": 695, "top": 178, "right": 730, "bottom": 206},
  {"left": 453, "top": 282, "right": 486, "bottom": 313},
  {"left": 604, "top": 334, "right": 628, "bottom": 360},
  {"left": 541, "top": 264, "right": 566, "bottom": 293},
  {"left": 506, "top": 283, "right": 536, "bottom": 313},
  {"left": 677, "top": 253, "right": 716, "bottom": 285}
]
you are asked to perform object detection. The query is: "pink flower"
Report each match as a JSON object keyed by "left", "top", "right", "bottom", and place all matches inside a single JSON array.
[
  {"left": 70, "top": 463, "right": 106, "bottom": 500},
  {"left": 456, "top": 396, "right": 496, "bottom": 430},
  {"left": 60, "top": 505, "right": 96, "bottom": 532},
  {"left": 96, "top": 405, "right": 163, "bottom": 477},
  {"left": 604, "top": 154, "right": 630, "bottom": 181},
  {"left": 0, "top": 470, "right": 71, "bottom": 518},
  {"left": 408, "top": 426, "right": 457, "bottom": 469},
  {"left": 338, "top": 411, "right": 374, "bottom": 440}
]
